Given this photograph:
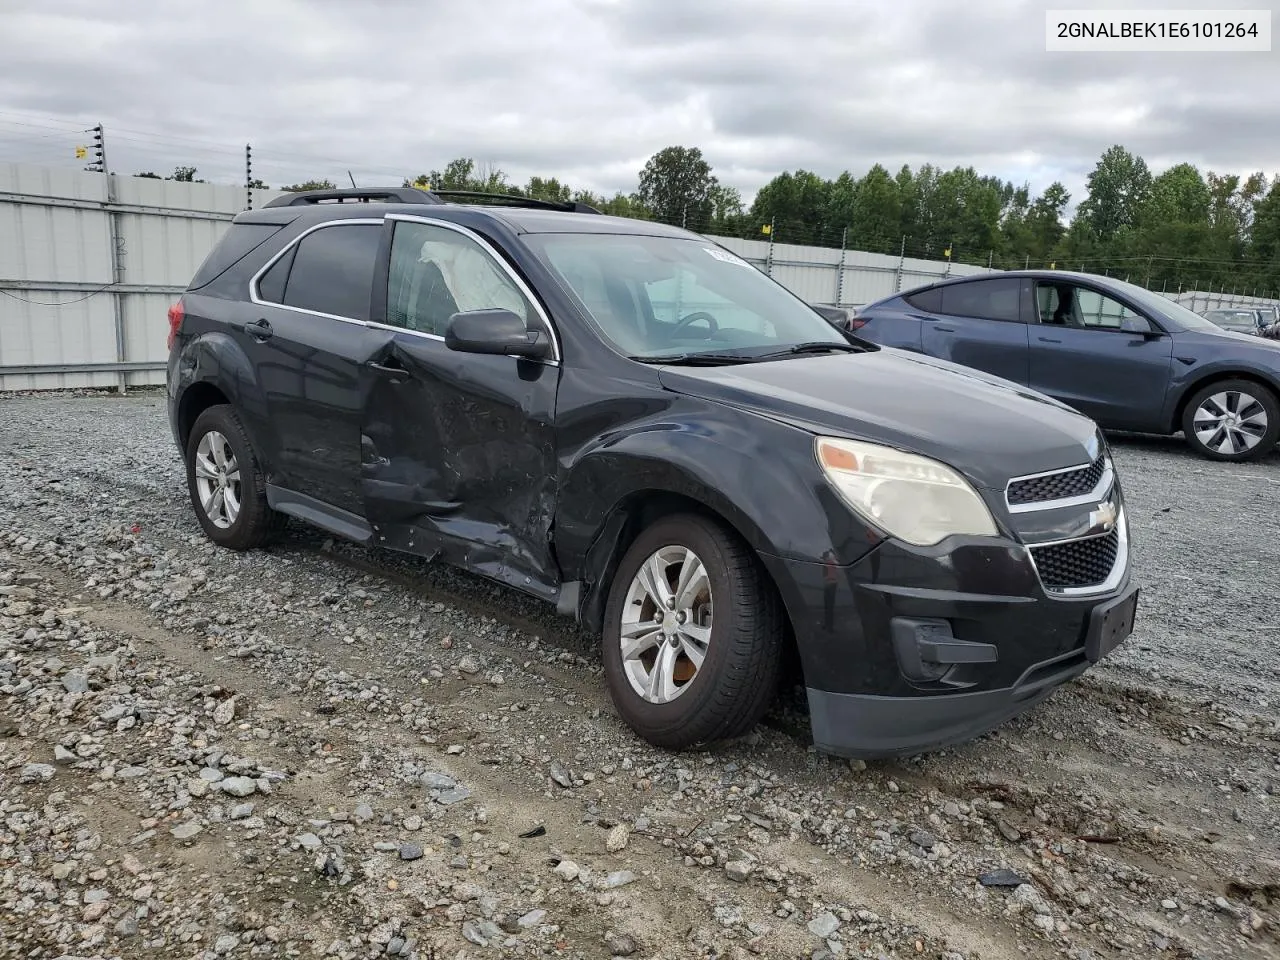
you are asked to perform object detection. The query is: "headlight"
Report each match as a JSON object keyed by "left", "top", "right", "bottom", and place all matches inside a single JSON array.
[{"left": 815, "top": 437, "right": 998, "bottom": 546}]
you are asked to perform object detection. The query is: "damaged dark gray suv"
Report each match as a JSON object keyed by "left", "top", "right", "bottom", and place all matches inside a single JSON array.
[{"left": 166, "top": 187, "right": 1139, "bottom": 759}]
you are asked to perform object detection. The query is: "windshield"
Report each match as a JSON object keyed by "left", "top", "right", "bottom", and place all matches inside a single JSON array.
[
  {"left": 524, "top": 233, "right": 848, "bottom": 359},
  {"left": 1109, "top": 279, "right": 1225, "bottom": 332}
]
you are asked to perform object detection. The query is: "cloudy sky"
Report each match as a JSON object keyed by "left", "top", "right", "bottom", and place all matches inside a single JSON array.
[{"left": 0, "top": 0, "right": 1275, "bottom": 210}]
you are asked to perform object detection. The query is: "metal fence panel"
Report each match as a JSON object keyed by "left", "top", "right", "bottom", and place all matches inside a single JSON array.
[{"left": 6, "top": 161, "right": 1280, "bottom": 391}]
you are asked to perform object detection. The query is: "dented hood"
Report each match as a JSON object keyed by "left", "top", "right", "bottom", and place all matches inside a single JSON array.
[{"left": 655, "top": 348, "right": 1101, "bottom": 491}]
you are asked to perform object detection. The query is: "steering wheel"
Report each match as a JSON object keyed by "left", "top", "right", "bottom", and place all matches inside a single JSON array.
[{"left": 670, "top": 311, "right": 719, "bottom": 339}]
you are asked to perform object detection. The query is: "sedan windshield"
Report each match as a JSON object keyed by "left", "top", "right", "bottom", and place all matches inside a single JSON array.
[{"left": 525, "top": 232, "right": 850, "bottom": 360}]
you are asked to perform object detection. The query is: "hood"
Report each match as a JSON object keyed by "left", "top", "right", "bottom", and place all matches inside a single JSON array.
[
  {"left": 1175, "top": 325, "right": 1280, "bottom": 355},
  {"left": 656, "top": 348, "right": 1101, "bottom": 490}
]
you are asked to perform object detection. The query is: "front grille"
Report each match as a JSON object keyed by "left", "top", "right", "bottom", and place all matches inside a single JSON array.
[
  {"left": 1030, "top": 528, "right": 1120, "bottom": 590},
  {"left": 1008, "top": 455, "right": 1105, "bottom": 506}
]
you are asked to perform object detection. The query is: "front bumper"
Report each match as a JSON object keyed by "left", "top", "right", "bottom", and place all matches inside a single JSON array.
[{"left": 760, "top": 532, "right": 1138, "bottom": 759}]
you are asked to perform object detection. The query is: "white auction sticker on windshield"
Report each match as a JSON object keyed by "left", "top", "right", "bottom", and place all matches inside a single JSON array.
[{"left": 704, "top": 247, "right": 752, "bottom": 267}]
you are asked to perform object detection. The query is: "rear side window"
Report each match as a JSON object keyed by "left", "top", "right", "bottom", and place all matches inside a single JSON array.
[
  {"left": 279, "top": 223, "right": 383, "bottom": 321},
  {"left": 189, "top": 223, "right": 283, "bottom": 289},
  {"left": 903, "top": 287, "right": 942, "bottom": 312},
  {"left": 939, "top": 278, "right": 1022, "bottom": 322}
]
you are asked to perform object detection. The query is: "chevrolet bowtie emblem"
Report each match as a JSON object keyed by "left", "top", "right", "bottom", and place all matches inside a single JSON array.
[{"left": 1089, "top": 501, "right": 1117, "bottom": 532}]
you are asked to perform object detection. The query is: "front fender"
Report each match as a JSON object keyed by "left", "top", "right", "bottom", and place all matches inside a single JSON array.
[
  {"left": 1164, "top": 358, "right": 1280, "bottom": 430},
  {"left": 554, "top": 399, "right": 884, "bottom": 632}
]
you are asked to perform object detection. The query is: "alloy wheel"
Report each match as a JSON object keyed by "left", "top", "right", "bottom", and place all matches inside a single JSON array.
[
  {"left": 1192, "top": 390, "right": 1268, "bottom": 456},
  {"left": 193, "top": 430, "right": 242, "bottom": 529},
  {"left": 618, "top": 545, "right": 713, "bottom": 704}
]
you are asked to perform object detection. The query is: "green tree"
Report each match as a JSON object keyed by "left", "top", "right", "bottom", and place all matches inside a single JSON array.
[
  {"left": 524, "top": 176, "right": 572, "bottom": 204},
  {"left": 846, "top": 164, "right": 902, "bottom": 253},
  {"left": 637, "top": 146, "right": 718, "bottom": 227},
  {"left": 1250, "top": 179, "right": 1280, "bottom": 291},
  {"left": 1025, "top": 182, "right": 1070, "bottom": 262},
  {"left": 133, "top": 171, "right": 161, "bottom": 179},
  {"left": 748, "top": 169, "right": 832, "bottom": 243},
  {"left": 407, "top": 158, "right": 516, "bottom": 194},
  {"left": 171, "top": 165, "right": 202, "bottom": 183},
  {"left": 1073, "top": 145, "right": 1152, "bottom": 242},
  {"left": 283, "top": 179, "right": 336, "bottom": 192}
]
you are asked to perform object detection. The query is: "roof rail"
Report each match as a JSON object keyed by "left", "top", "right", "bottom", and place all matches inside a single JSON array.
[
  {"left": 426, "top": 190, "right": 602, "bottom": 214},
  {"left": 263, "top": 187, "right": 443, "bottom": 208}
]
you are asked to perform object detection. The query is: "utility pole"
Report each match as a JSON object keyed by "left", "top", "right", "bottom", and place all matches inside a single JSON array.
[
  {"left": 245, "top": 144, "right": 253, "bottom": 210},
  {"left": 89, "top": 123, "right": 128, "bottom": 395},
  {"left": 835, "top": 227, "right": 847, "bottom": 305},
  {"left": 764, "top": 217, "right": 776, "bottom": 276}
]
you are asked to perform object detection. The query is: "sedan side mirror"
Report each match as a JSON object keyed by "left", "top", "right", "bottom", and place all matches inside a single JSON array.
[{"left": 445, "top": 308, "right": 551, "bottom": 360}]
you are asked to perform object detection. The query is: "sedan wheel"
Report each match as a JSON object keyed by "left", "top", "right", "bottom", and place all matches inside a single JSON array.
[
  {"left": 1182, "top": 379, "right": 1280, "bottom": 462},
  {"left": 602, "top": 513, "right": 785, "bottom": 751}
]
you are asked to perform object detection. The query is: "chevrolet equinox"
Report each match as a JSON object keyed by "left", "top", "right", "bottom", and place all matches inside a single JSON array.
[{"left": 165, "top": 187, "right": 1140, "bottom": 759}]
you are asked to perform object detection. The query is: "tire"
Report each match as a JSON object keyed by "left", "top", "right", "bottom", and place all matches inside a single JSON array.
[
  {"left": 601, "top": 513, "right": 785, "bottom": 751},
  {"left": 1181, "top": 379, "right": 1280, "bottom": 462},
  {"left": 184, "top": 404, "right": 286, "bottom": 550}
]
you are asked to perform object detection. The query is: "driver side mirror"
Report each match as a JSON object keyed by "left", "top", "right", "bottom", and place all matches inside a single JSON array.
[{"left": 445, "top": 308, "right": 551, "bottom": 360}]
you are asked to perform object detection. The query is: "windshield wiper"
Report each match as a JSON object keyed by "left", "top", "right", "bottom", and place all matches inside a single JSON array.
[
  {"left": 627, "top": 353, "right": 760, "bottom": 366},
  {"left": 751, "top": 341, "right": 865, "bottom": 360}
]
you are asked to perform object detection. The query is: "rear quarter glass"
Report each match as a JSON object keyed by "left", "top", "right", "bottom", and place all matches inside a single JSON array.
[{"left": 188, "top": 223, "right": 285, "bottom": 290}]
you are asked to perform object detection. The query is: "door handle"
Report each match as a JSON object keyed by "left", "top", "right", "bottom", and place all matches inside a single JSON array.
[
  {"left": 243, "top": 318, "right": 273, "bottom": 340},
  {"left": 935, "top": 326, "right": 955, "bottom": 333},
  {"left": 367, "top": 358, "right": 410, "bottom": 377},
  {"left": 1038, "top": 336, "right": 1062, "bottom": 344}
]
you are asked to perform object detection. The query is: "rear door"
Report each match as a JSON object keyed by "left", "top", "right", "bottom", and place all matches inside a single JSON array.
[
  {"left": 246, "top": 218, "right": 387, "bottom": 514},
  {"left": 357, "top": 214, "right": 562, "bottom": 599},
  {"left": 914, "top": 276, "right": 1032, "bottom": 385},
  {"left": 1026, "top": 280, "right": 1174, "bottom": 429}
]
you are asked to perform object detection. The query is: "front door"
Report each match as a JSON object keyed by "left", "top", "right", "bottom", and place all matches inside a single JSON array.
[
  {"left": 359, "top": 215, "right": 562, "bottom": 600},
  {"left": 1027, "top": 280, "right": 1174, "bottom": 430}
]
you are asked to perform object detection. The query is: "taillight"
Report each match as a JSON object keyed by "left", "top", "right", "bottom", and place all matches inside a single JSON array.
[
  {"left": 848, "top": 316, "right": 867, "bottom": 330},
  {"left": 167, "top": 299, "right": 185, "bottom": 350}
]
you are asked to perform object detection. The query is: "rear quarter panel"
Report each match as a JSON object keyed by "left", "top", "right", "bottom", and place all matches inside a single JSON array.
[{"left": 856, "top": 298, "right": 923, "bottom": 352}]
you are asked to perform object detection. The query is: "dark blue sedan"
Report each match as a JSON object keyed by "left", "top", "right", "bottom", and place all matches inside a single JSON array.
[{"left": 853, "top": 270, "right": 1280, "bottom": 462}]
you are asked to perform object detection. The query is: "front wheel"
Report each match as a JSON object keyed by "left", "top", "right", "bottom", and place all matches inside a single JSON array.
[
  {"left": 1181, "top": 379, "right": 1280, "bottom": 462},
  {"left": 601, "top": 513, "right": 785, "bottom": 751}
]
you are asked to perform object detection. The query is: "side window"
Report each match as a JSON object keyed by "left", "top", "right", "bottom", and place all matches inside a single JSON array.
[
  {"left": 256, "top": 245, "right": 295, "bottom": 304},
  {"left": 279, "top": 223, "right": 383, "bottom": 321},
  {"left": 938, "top": 278, "right": 1022, "bottom": 322},
  {"left": 904, "top": 287, "right": 943, "bottom": 312},
  {"left": 386, "top": 221, "right": 536, "bottom": 336},
  {"left": 1036, "top": 283, "right": 1152, "bottom": 332}
]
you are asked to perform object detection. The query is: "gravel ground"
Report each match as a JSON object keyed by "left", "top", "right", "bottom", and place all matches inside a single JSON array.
[{"left": 0, "top": 388, "right": 1276, "bottom": 960}]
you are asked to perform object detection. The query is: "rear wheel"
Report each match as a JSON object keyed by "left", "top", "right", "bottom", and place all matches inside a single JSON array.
[
  {"left": 185, "top": 404, "right": 286, "bottom": 550},
  {"left": 1181, "top": 379, "right": 1280, "bottom": 462},
  {"left": 601, "top": 513, "right": 785, "bottom": 750}
]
